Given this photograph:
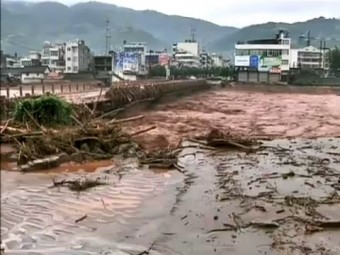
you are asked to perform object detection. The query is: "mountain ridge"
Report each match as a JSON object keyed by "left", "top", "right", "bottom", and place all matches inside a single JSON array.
[{"left": 1, "top": 1, "right": 340, "bottom": 55}]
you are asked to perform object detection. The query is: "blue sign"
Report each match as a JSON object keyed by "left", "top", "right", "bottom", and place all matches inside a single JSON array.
[
  {"left": 249, "top": 55, "right": 259, "bottom": 68},
  {"left": 116, "top": 52, "right": 139, "bottom": 71}
]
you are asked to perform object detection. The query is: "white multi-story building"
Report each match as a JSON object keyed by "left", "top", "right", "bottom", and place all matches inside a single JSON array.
[
  {"left": 173, "top": 51, "right": 201, "bottom": 68},
  {"left": 290, "top": 46, "right": 329, "bottom": 70},
  {"left": 41, "top": 42, "right": 65, "bottom": 72},
  {"left": 199, "top": 52, "right": 214, "bottom": 68},
  {"left": 210, "top": 53, "right": 230, "bottom": 68},
  {"left": 172, "top": 40, "right": 201, "bottom": 68},
  {"left": 234, "top": 30, "right": 291, "bottom": 82},
  {"left": 173, "top": 40, "right": 200, "bottom": 57},
  {"left": 64, "top": 40, "right": 93, "bottom": 73}
]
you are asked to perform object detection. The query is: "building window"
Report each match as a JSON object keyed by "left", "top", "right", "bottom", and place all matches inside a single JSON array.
[
  {"left": 67, "top": 47, "right": 71, "bottom": 51},
  {"left": 72, "top": 47, "right": 77, "bottom": 53},
  {"left": 73, "top": 66, "right": 78, "bottom": 72},
  {"left": 249, "top": 50, "right": 259, "bottom": 55},
  {"left": 282, "top": 60, "right": 289, "bottom": 65},
  {"left": 67, "top": 67, "right": 71, "bottom": 70},
  {"left": 67, "top": 57, "right": 71, "bottom": 61},
  {"left": 282, "top": 50, "right": 289, "bottom": 55},
  {"left": 50, "top": 51, "right": 58, "bottom": 56},
  {"left": 236, "top": 49, "right": 249, "bottom": 56},
  {"left": 73, "top": 56, "right": 78, "bottom": 62}
]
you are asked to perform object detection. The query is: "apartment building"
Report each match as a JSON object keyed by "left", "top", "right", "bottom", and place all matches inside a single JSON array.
[
  {"left": 199, "top": 52, "right": 213, "bottom": 68},
  {"left": 172, "top": 40, "right": 200, "bottom": 57},
  {"left": 64, "top": 40, "right": 93, "bottom": 73},
  {"left": 41, "top": 41, "right": 65, "bottom": 72},
  {"left": 234, "top": 30, "right": 291, "bottom": 82},
  {"left": 172, "top": 40, "right": 201, "bottom": 68},
  {"left": 290, "top": 46, "right": 329, "bottom": 70},
  {"left": 210, "top": 54, "right": 229, "bottom": 67}
]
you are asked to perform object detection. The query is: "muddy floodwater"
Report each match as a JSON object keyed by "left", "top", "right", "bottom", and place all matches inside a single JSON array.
[
  {"left": 1, "top": 86, "right": 340, "bottom": 255},
  {"left": 125, "top": 86, "right": 340, "bottom": 149}
]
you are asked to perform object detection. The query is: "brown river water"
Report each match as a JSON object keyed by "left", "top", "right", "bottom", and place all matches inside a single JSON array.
[{"left": 1, "top": 85, "right": 340, "bottom": 254}]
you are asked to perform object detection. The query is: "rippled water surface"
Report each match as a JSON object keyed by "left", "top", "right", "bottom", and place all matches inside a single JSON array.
[{"left": 1, "top": 161, "right": 184, "bottom": 254}]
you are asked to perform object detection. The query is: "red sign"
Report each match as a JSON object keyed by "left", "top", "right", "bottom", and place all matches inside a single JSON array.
[
  {"left": 159, "top": 54, "right": 170, "bottom": 66},
  {"left": 270, "top": 67, "right": 281, "bottom": 74}
]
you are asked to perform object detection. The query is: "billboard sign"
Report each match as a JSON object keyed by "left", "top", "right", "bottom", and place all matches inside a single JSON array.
[
  {"left": 249, "top": 55, "right": 259, "bottom": 68},
  {"left": 159, "top": 53, "right": 171, "bottom": 66},
  {"left": 116, "top": 52, "right": 140, "bottom": 73},
  {"left": 270, "top": 67, "right": 281, "bottom": 73},
  {"left": 116, "top": 52, "right": 124, "bottom": 71},
  {"left": 123, "top": 52, "right": 139, "bottom": 73},
  {"left": 234, "top": 56, "right": 250, "bottom": 67},
  {"left": 260, "top": 57, "right": 281, "bottom": 67}
]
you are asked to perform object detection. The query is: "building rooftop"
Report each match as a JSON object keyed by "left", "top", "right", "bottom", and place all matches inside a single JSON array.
[
  {"left": 237, "top": 30, "right": 290, "bottom": 45},
  {"left": 1, "top": 66, "right": 50, "bottom": 75}
]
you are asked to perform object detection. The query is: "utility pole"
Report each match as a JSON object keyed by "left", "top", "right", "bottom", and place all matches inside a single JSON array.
[
  {"left": 322, "top": 40, "right": 327, "bottom": 77},
  {"left": 319, "top": 39, "right": 323, "bottom": 70},
  {"left": 105, "top": 18, "right": 111, "bottom": 55},
  {"left": 306, "top": 30, "right": 311, "bottom": 47},
  {"left": 190, "top": 28, "right": 196, "bottom": 42}
]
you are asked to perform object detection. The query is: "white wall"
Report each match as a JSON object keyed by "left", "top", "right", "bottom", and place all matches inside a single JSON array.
[
  {"left": 177, "top": 42, "right": 199, "bottom": 57},
  {"left": 235, "top": 44, "right": 290, "bottom": 50},
  {"left": 21, "top": 73, "right": 45, "bottom": 84},
  {"left": 65, "top": 41, "right": 92, "bottom": 73},
  {"left": 290, "top": 49, "right": 299, "bottom": 68}
]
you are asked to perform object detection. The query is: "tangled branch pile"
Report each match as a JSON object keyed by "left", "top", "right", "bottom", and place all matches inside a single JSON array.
[
  {"left": 15, "top": 120, "right": 133, "bottom": 164},
  {"left": 1, "top": 95, "right": 146, "bottom": 165}
]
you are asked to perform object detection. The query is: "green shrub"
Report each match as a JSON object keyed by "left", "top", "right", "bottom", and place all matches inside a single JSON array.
[{"left": 14, "top": 95, "right": 72, "bottom": 126}]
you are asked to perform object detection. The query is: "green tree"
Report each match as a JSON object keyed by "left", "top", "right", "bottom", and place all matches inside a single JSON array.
[
  {"left": 328, "top": 46, "right": 340, "bottom": 73},
  {"left": 149, "top": 65, "right": 166, "bottom": 77}
]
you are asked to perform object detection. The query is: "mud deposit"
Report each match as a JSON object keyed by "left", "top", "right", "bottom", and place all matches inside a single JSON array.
[{"left": 1, "top": 138, "right": 339, "bottom": 254}]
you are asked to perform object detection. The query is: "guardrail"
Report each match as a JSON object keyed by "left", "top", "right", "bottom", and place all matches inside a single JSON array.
[{"left": 0, "top": 82, "right": 101, "bottom": 98}]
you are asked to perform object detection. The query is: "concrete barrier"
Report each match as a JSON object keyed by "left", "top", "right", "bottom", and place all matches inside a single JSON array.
[{"left": 0, "top": 82, "right": 101, "bottom": 98}]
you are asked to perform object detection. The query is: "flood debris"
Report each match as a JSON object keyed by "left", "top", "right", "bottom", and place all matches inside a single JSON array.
[
  {"left": 199, "top": 128, "right": 258, "bottom": 152},
  {"left": 139, "top": 147, "right": 179, "bottom": 170},
  {"left": 1, "top": 99, "right": 157, "bottom": 168},
  {"left": 75, "top": 214, "right": 88, "bottom": 223},
  {"left": 52, "top": 177, "right": 105, "bottom": 191},
  {"left": 136, "top": 241, "right": 155, "bottom": 255}
]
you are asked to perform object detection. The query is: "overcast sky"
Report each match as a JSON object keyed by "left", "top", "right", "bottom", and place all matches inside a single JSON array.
[{"left": 9, "top": 0, "right": 340, "bottom": 27}]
